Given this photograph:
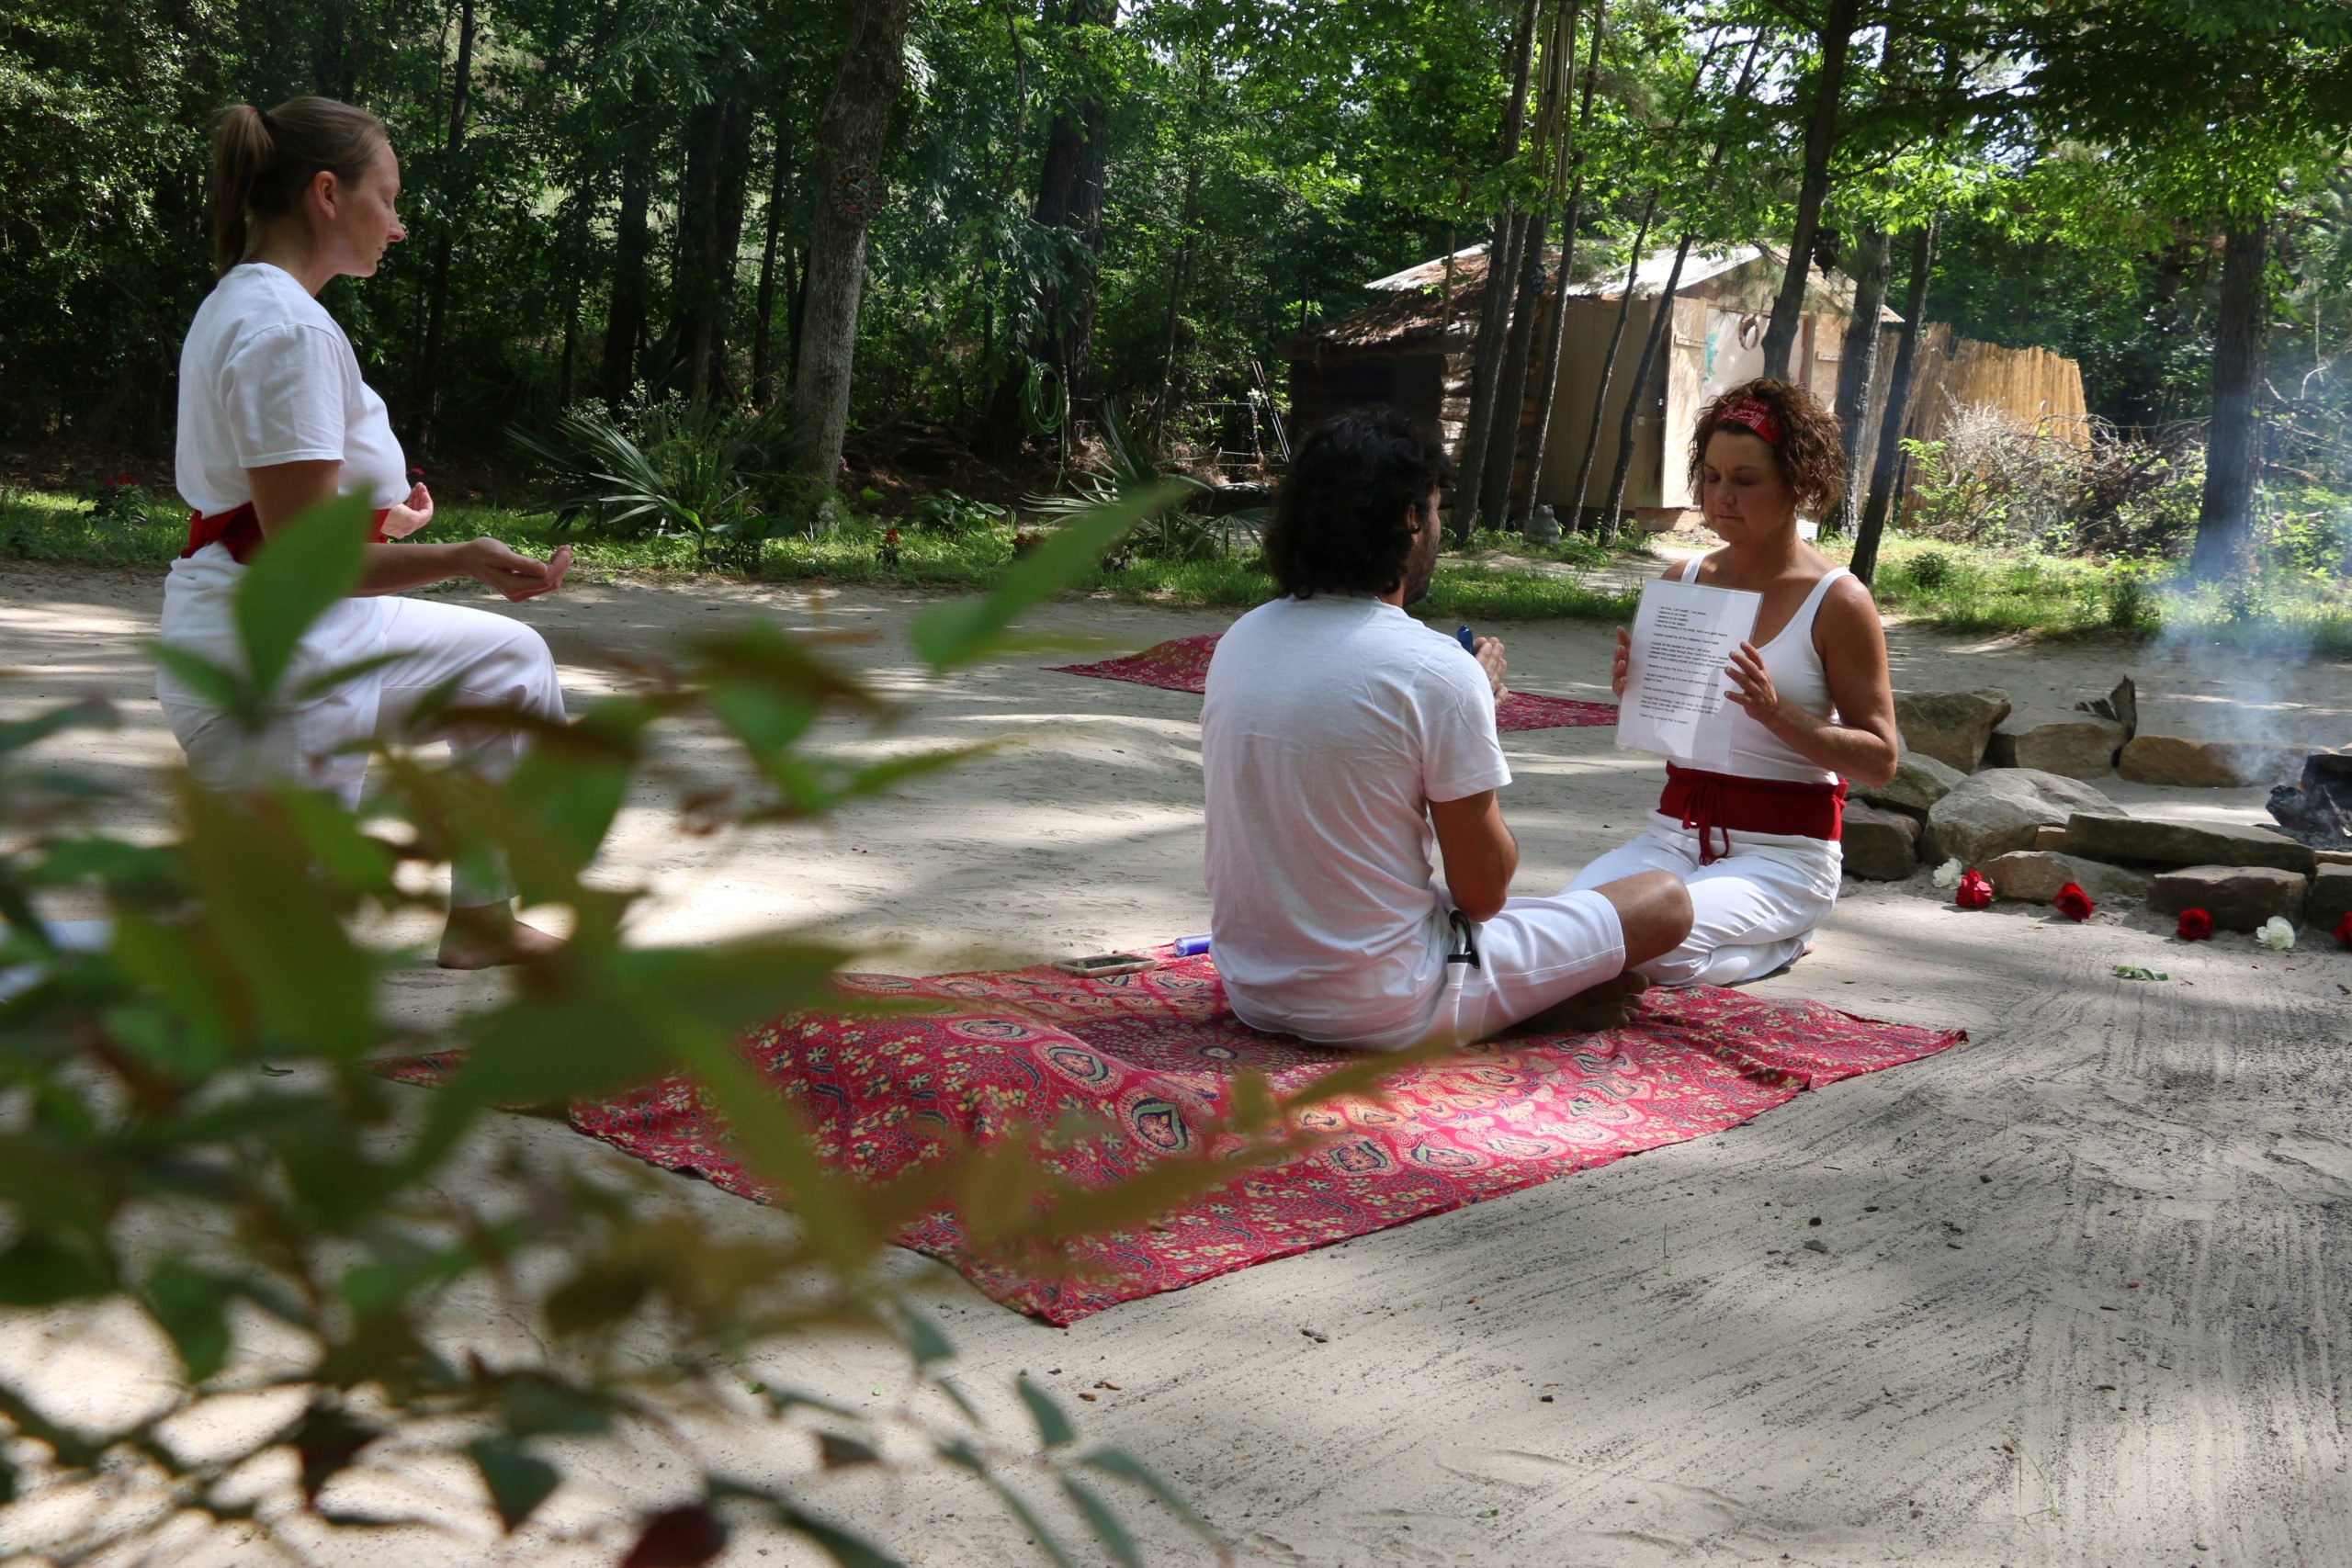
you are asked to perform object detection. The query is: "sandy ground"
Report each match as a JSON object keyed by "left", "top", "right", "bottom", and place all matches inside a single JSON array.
[{"left": 1, "top": 557, "right": 2348, "bottom": 1568}]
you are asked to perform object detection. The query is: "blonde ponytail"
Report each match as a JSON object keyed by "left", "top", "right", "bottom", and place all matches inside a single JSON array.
[{"left": 208, "top": 96, "right": 389, "bottom": 276}]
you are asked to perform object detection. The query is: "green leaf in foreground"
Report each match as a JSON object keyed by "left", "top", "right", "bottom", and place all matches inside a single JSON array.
[
  {"left": 233, "top": 493, "right": 373, "bottom": 701},
  {"left": 469, "top": 1435, "right": 560, "bottom": 1531},
  {"left": 1014, "top": 1372, "right": 1077, "bottom": 1450},
  {"left": 911, "top": 479, "right": 1189, "bottom": 671}
]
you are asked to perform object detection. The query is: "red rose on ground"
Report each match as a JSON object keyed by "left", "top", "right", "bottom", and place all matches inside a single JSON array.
[
  {"left": 2053, "top": 882, "right": 2095, "bottom": 921},
  {"left": 2337, "top": 913, "right": 2352, "bottom": 950},
  {"left": 2177, "top": 908, "right": 2213, "bottom": 941},
  {"left": 1955, "top": 869, "right": 1994, "bottom": 909}
]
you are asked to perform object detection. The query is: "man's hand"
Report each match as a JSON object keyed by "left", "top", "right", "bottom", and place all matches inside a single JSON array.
[
  {"left": 463, "top": 538, "right": 572, "bottom": 603},
  {"left": 1473, "top": 635, "right": 1509, "bottom": 701},
  {"left": 381, "top": 481, "right": 435, "bottom": 538},
  {"left": 1611, "top": 626, "right": 1630, "bottom": 698}
]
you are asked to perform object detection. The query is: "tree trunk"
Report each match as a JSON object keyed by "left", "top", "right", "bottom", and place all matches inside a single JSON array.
[
  {"left": 673, "top": 91, "right": 751, "bottom": 404},
  {"left": 790, "top": 0, "right": 912, "bottom": 489},
  {"left": 1478, "top": 210, "right": 1548, "bottom": 522},
  {"left": 1760, "top": 0, "right": 1860, "bottom": 380},
  {"left": 786, "top": 245, "right": 808, "bottom": 389},
  {"left": 984, "top": 0, "right": 1114, "bottom": 457},
  {"left": 706, "top": 99, "right": 754, "bottom": 400},
  {"left": 601, "top": 149, "right": 652, "bottom": 404},
  {"left": 414, "top": 0, "right": 476, "bottom": 456},
  {"left": 1828, "top": 221, "right": 1890, "bottom": 535},
  {"left": 1512, "top": 0, "right": 1607, "bottom": 525},
  {"left": 2189, "top": 215, "right": 2271, "bottom": 579},
  {"left": 752, "top": 123, "right": 791, "bottom": 407},
  {"left": 1600, "top": 231, "right": 1696, "bottom": 532},
  {"left": 1449, "top": 0, "right": 1543, "bottom": 540},
  {"left": 1154, "top": 157, "right": 1204, "bottom": 431},
  {"left": 1564, "top": 196, "right": 1655, "bottom": 525},
  {"left": 1852, "top": 220, "right": 1937, "bottom": 587}
]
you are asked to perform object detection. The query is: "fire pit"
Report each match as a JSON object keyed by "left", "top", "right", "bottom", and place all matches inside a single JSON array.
[{"left": 2267, "top": 753, "right": 2352, "bottom": 848}]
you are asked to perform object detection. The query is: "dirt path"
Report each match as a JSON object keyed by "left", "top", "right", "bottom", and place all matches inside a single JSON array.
[{"left": 2, "top": 560, "right": 2347, "bottom": 1567}]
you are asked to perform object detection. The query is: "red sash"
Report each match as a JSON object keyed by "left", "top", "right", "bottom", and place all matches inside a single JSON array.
[
  {"left": 1659, "top": 762, "right": 1848, "bottom": 866},
  {"left": 183, "top": 502, "right": 390, "bottom": 565}
]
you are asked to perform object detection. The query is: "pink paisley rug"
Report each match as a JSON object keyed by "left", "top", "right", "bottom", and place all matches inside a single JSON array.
[
  {"left": 1053, "top": 633, "right": 1618, "bottom": 733},
  {"left": 379, "top": 954, "right": 1963, "bottom": 1324}
]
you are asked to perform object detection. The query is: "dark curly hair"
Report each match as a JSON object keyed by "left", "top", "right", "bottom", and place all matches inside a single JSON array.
[
  {"left": 1264, "top": 407, "right": 1453, "bottom": 599},
  {"left": 1688, "top": 377, "right": 1846, "bottom": 519}
]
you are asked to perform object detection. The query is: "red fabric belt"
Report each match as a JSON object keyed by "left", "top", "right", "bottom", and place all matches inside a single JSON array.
[
  {"left": 1659, "top": 761, "right": 1848, "bottom": 866},
  {"left": 183, "top": 502, "right": 390, "bottom": 565}
]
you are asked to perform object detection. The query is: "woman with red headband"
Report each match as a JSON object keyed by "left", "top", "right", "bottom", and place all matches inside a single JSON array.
[
  {"left": 1566, "top": 377, "right": 1899, "bottom": 987},
  {"left": 163, "top": 96, "right": 571, "bottom": 967}
]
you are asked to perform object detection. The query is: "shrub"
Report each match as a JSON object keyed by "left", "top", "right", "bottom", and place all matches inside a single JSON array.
[
  {"left": 513, "top": 395, "right": 808, "bottom": 570},
  {"left": 77, "top": 470, "right": 154, "bottom": 527},
  {"left": 0, "top": 486, "right": 1334, "bottom": 1565},
  {"left": 905, "top": 489, "right": 1008, "bottom": 535}
]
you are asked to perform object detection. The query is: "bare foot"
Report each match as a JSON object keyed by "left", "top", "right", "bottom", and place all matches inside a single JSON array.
[
  {"left": 1515, "top": 970, "right": 1651, "bottom": 1034},
  {"left": 436, "top": 906, "right": 564, "bottom": 970}
]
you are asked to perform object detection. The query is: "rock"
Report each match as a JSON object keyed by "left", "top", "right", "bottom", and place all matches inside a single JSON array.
[
  {"left": 1894, "top": 689, "right": 2012, "bottom": 773},
  {"left": 2147, "top": 865, "right": 2309, "bottom": 931},
  {"left": 1984, "top": 726, "right": 2020, "bottom": 769},
  {"left": 2064, "top": 813, "right": 2317, "bottom": 876},
  {"left": 2320, "top": 848, "right": 2352, "bottom": 868},
  {"left": 2010, "top": 718, "right": 2127, "bottom": 779},
  {"left": 1984, "top": 851, "right": 2152, "bottom": 905},
  {"left": 1924, "top": 770, "right": 2122, "bottom": 867},
  {"left": 1842, "top": 801, "right": 1920, "bottom": 881},
  {"left": 2034, "top": 824, "right": 2070, "bottom": 851},
  {"left": 2117, "top": 735, "right": 2307, "bottom": 789},
  {"left": 2309, "top": 866, "right": 2352, "bottom": 933},
  {"left": 1860, "top": 750, "right": 1967, "bottom": 819}
]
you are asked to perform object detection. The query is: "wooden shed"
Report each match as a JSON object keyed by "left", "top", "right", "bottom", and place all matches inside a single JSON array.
[{"left": 1283, "top": 243, "right": 2086, "bottom": 525}]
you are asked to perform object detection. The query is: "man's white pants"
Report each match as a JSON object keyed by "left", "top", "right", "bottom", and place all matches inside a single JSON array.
[
  {"left": 161, "top": 593, "right": 565, "bottom": 908},
  {"left": 1566, "top": 813, "right": 1840, "bottom": 988},
  {"left": 1409, "top": 886, "right": 1626, "bottom": 1050}
]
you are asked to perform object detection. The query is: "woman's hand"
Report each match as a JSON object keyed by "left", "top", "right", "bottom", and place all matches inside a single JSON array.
[
  {"left": 1611, "top": 626, "right": 1631, "bottom": 699},
  {"left": 463, "top": 538, "right": 572, "bottom": 603},
  {"left": 1473, "top": 635, "right": 1509, "bottom": 702},
  {"left": 1722, "top": 640, "right": 1782, "bottom": 726},
  {"left": 381, "top": 481, "right": 435, "bottom": 539}
]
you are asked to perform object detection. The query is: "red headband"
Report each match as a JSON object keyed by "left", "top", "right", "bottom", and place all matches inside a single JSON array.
[{"left": 1717, "top": 395, "right": 1785, "bottom": 446}]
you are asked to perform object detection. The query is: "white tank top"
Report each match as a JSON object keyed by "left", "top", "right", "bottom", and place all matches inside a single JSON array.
[{"left": 1671, "top": 557, "right": 1847, "bottom": 785}]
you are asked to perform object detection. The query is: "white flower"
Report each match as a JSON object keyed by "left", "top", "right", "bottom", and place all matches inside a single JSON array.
[
  {"left": 1931, "top": 858, "right": 1963, "bottom": 889},
  {"left": 2257, "top": 916, "right": 2297, "bottom": 951}
]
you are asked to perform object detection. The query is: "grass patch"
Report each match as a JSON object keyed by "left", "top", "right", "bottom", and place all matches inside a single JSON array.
[
  {"left": 0, "top": 487, "right": 1645, "bottom": 623},
  {"left": 1832, "top": 533, "right": 2352, "bottom": 654}
]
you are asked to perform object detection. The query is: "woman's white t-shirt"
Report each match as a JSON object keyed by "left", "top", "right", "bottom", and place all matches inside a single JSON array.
[
  {"left": 174, "top": 262, "right": 408, "bottom": 515},
  {"left": 162, "top": 262, "right": 403, "bottom": 711}
]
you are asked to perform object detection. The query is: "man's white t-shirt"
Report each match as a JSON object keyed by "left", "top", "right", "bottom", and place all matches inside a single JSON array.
[
  {"left": 174, "top": 262, "right": 408, "bottom": 516},
  {"left": 1202, "top": 595, "right": 1510, "bottom": 1046}
]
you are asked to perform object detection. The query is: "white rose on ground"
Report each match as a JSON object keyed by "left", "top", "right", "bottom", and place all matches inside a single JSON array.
[
  {"left": 2257, "top": 916, "right": 2297, "bottom": 951},
  {"left": 1931, "top": 858, "right": 1963, "bottom": 889}
]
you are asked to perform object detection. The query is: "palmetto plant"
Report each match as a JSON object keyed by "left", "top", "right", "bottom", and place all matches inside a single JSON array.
[
  {"left": 1024, "top": 401, "right": 1262, "bottom": 566},
  {"left": 513, "top": 399, "right": 806, "bottom": 570}
]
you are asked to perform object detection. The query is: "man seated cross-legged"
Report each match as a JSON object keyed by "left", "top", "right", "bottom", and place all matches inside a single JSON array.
[{"left": 1201, "top": 409, "right": 1693, "bottom": 1051}]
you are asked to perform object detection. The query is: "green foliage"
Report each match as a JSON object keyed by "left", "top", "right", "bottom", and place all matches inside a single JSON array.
[
  {"left": 0, "top": 489, "right": 1370, "bottom": 1562},
  {"left": 905, "top": 489, "right": 1007, "bottom": 535},
  {"left": 513, "top": 396, "right": 807, "bottom": 571}
]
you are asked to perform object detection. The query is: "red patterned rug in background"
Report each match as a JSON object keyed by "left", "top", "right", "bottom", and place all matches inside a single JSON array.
[
  {"left": 379, "top": 955, "right": 1964, "bottom": 1325},
  {"left": 1053, "top": 633, "right": 1619, "bottom": 733}
]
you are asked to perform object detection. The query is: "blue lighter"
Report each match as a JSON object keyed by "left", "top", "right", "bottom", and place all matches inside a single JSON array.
[{"left": 1456, "top": 624, "right": 1476, "bottom": 652}]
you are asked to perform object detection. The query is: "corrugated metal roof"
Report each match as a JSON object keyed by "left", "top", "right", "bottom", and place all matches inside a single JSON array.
[{"left": 1367, "top": 242, "right": 1764, "bottom": 298}]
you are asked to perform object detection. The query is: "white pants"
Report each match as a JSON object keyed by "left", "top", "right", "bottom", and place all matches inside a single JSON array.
[
  {"left": 1566, "top": 812, "right": 1841, "bottom": 987},
  {"left": 160, "top": 588, "right": 565, "bottom": 908},
  {"left": 1261, "top": 888, "right": 1625, "bottom": 1053}
]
